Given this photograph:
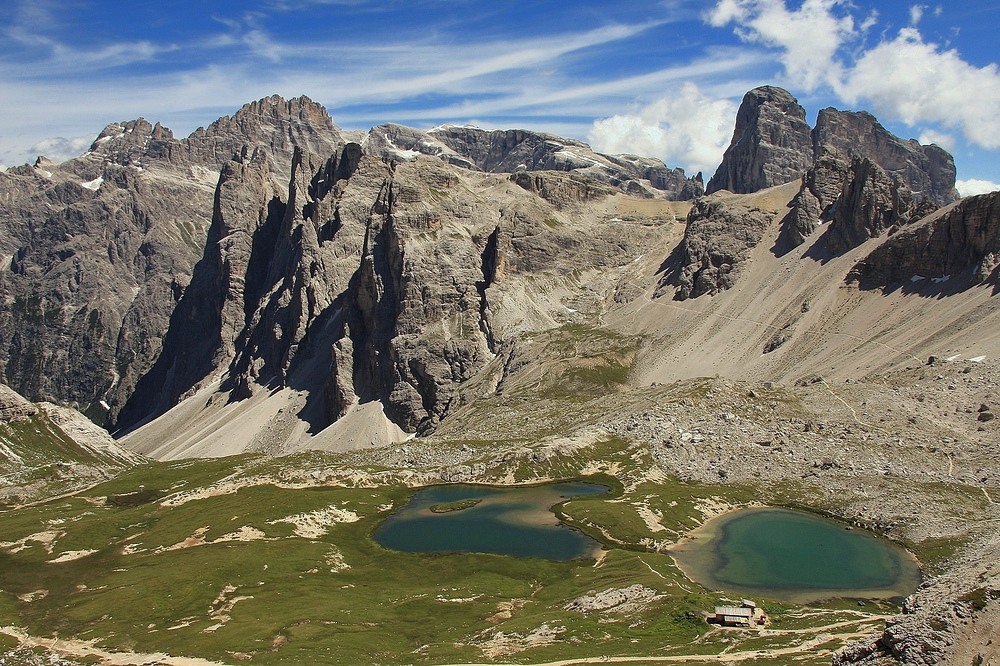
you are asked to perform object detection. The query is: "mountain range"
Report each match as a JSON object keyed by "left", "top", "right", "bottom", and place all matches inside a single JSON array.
[{"left": 1, "top": 86, "right": 998, "bottom": 665}]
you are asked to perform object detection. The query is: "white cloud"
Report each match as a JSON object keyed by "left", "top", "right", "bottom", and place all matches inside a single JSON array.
[
  {"left": 587, "top": 82, "right": 738, "bottom": 176},
  {"left": 27, "top": 135, "right": 92, "bottom": 163},
  {"left": 918, "top": 129, "right": 955, "bottom": 152},
  {"left": 956, "top": 179, "right": 999, "bottom": 197},
  {"left": 706, "top": 0, "right": 859, "bottom": 91},
  {"left": 706, "top": 0, "right": 1000, "bottom": 152},
  {"left": 838, "top": 28, "right": 1000, "bottom": 149}
]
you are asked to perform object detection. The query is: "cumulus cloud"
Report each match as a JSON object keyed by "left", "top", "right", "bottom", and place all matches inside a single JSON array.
[
  {"left": 587, "top": 82, "right": 738, "bottom": 176},
  {"left": 918, "top": 129, "right": 955, "bottom": 152},
  {"left": 707, "top": 0, "right": 1000, "bottom": 152},
  {"left": 706, "top": 0, "right": 861, "bottom": 91},
  {"left": 956, "top": 179, "right": 1000, "bottom": 197},
  {"left": 838, "top": 28, "right": 1000, "bottom": 150},
  {"left": 28, "top": 135, "right": 92, "bottom": 162}
]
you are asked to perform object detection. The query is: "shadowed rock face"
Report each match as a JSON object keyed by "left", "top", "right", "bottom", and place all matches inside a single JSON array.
[
  {"left": 0, "top": 96, "right": 343, "bottom": 425},
  {"left": 823, "top": 157, "right": 918, "bottom": 256},
  {"left": 849, "top": 191, "right": 1000, "bottom": 289},
  {"left": 775, "top": 110, "right": 960, "bottom": 257},
  {"left": 114, "top": 146, "right": 283, "bottom": 430},
  {"left": 706, "top": 86, "right": 814, "bottom": 195}
]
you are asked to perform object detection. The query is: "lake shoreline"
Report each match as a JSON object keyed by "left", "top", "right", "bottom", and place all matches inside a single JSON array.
[{"left": 669, "top": 506, "right": 922, "bottom": 604}]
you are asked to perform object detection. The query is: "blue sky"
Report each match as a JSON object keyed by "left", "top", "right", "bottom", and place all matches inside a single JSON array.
[{"left": 2, "top": 0, "right": 998, "bottom": 195}]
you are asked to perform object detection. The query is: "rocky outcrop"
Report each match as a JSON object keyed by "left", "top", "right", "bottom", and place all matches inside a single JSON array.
[
  {"left": 835, "top": 531, "right": 1000, "bottom": 666},
  {"left": 849, "top": 191, "right": 1000, "bottom": 289},
  {"left": 367, "top": 123, "right": 703, "bottom": 200},
  {"left": 710, "top": 89, "right": 958, "bottom": 207},
  {"left": 823, "top": 157, "right": 917, "bottom": 256},
  {"left": 224, "top": 143, "right": 372, "bottom": 405},
  {"left": 814, "top": 108, "right": 958, "bottom": 206},
  {"left": 0, "top": 382, "right": 38, "bottom": 421},
  {"left": 510, "top": 171, "right": 618, "bottom": 207},
  {"left": 0, "top": 95, "right": 343, "bottom": 427},
  {"left": 1, "top": 87, "right": 973, "bottom": 443},
  {"left": 708, "top": 87, "right": 959, "bottom": 255},
  {"left": 327, "top": 159, "right": 502, "bottom": 434},
  {"left": 706, "top": 86, "right": 814, "bottom": 195},
  {"left": 115, "top": 145, "right": 283, "bottom": 429},
  {"left": 657, "top": 195, "right": 773, "bottom": 300}
]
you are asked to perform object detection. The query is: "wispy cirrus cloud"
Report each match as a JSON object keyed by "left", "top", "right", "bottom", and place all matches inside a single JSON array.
[
  {"left": 2, "top": 0, "right": 997, "bottom": 184},
  {"left": 0, "top": 12, "right": 676, "bottom": 165}
]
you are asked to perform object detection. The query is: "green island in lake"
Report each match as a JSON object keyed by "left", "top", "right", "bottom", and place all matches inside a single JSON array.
[{"left": 429, "top": 498, "right": 483, "bottom": 513}]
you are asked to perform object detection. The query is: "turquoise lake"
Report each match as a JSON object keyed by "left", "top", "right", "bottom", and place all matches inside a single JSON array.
[
  {"left": 671, "top": 507, "right": 921, "bottom": 603},
  {"left": 374, "top": 482, "right": 608, "bottom": 560}
]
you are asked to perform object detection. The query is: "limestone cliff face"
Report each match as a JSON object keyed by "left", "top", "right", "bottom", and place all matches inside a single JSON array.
[
  {"left": 0, "top": 96, "right": 342, "bottom": 426},
  {"left": 706, "top": 86, "right": 814, "bottom": 195},
  {"left": 224, "top": 143, "right": 370, "bottom": 403},
  {"left": 777, "top": 107, "right": 958, "bottom": 256},
  {"left": 326, "top": 158, "right": 506, "bottom": 434},
  {"left": 814, "top": 108, "right": 958, "bottom": 206},
  {"left": 849, "top": 191, "right": 1000, "bottom": 289},
  {"left": 823, "top": 157, "right": 917, "bottom": 256},
  {"left": 115, "top": 146, "right": 283, "bottom": 429},
  {"left": 657, "top": 195, "right": 773, "bottom": 300},
  {"left": 0, "top": 155, "right": 208, "bottom": 425},
  {"left": 706, "top": 87, "right": 959, "bottom": 258}
]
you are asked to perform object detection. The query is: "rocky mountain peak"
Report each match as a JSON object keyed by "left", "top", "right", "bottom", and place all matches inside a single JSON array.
[
  {"left": 707, "top": 87, "right": 957, "bottom": 209},
  {"left": 366, "top": 122, "right": 702, "bottom": 200},
  {"left": 184, "top": 94, "right": 343, "bottom": 178},
  {"left": 84, "top": 117, "right": 172, "bottom": 169},
  {"left": 814, "top": 107, "right": 958, "bottom": 205},
  {"left": 226, "top": 94, "right": 335, "bottom": 130},
  {"left": 705, "top": 86, "right": 814, "bottom": 195}
]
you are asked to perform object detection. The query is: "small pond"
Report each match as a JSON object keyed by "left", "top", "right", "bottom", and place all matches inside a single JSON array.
[
  {"left": 670, "top": 507, "right": 921, "bottom": 603},
  {"left": 374, "top": 482, "right": 608, "bottom": 560}
]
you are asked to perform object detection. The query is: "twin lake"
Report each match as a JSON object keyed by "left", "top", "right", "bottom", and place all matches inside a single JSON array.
[{"left": 374, "top": 481, "right": 920, "bottom": 603}]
